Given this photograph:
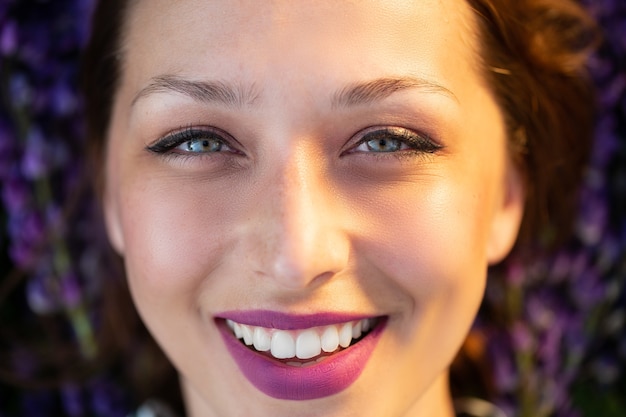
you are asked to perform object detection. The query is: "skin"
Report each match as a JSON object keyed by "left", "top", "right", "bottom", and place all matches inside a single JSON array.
[{"left": 103, "top": 0, "right": 524, "bottom": 416}]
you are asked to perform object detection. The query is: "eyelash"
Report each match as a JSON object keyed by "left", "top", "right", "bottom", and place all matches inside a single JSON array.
[
  {"left": 146, "top": 127, "right": 239, "bottom": 157},
  {"left": 344, "top": 126, "right": 442, "bottom": 159},
  {"left": 146, "top": 126, "right": 443, "bottom": 160}
]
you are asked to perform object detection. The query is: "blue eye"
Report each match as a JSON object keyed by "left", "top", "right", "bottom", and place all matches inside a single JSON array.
[
  {"left": 359, "top": 136, "right": 405, "bottom": 152},
  {"left": 351, "top": 127, "right": 441, "bottom": 154},
  {"left": 179, "top": 137, "right": 224, "bottom": 153},
  {"left": 147, "top": 127, "right": 238, "bottom": 155}
]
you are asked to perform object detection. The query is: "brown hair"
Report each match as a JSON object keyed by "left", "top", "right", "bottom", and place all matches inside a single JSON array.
[
  {"left": 80, "top": 0, "right": 598, "bottom": 404},
  {"left": 454, "top": 0, "right": 598, "bottom": 397},
  {"left": 466, "top": 0, "right": 597, "bottom": 249}
]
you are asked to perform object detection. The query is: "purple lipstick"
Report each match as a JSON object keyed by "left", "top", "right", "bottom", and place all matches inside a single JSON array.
[{"left": 215, "top": 311, "right": 387, "bottom": 400}]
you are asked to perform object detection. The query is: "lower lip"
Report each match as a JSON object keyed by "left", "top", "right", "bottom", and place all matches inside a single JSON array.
[{"left": 217, "top": 317, "right": 387, "bottom": 401}]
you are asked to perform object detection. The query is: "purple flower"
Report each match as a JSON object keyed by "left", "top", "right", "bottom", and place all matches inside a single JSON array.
[
  {"left": 21, "top": 127, "right": 52, "bottom": 179},
  {"left": 2, "top": 174, "right": 30, "bottom": 212},
  {"left": 7, "top": 208, "right": 48, "bottom": 267},
  {"left": 89, "top": 378, "right": 129, "bottom": 417},
  {"left": 488, "top": 334, "right": 518, "bottom": 393},
  {"left": 511, "top": 321, "right": 535, "bottom": 353},
  {"left": 8, "top": 72, "right": 32, "bottom": 109},
  {"left": 26, "top": 269, "right": 60, "bottom": 315},
  {"left": 0, "top": 120, "right": 17, "bottom": 176},
  {"left": 61, "top": 383, "right": 85, "bottom": 417},
  {"left": 60, "top": 271, "right": 83, "bottom": 308},
  {"left": 50, "top": 81, "right": 78, "bottom": 116},
  {"left": 0, "top": 19, "right": 17, "bottom": 54},
  {"left": 570, "top": 269, "right": 606, "bottom": 309}
]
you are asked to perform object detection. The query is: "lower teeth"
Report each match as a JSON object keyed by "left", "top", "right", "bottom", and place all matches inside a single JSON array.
[{"left": 284, "top": 357, "right": 326, "bottom": 367}]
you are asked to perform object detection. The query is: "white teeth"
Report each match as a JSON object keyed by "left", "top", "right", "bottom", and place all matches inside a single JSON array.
[
  {"left": 232, "top": 321, "right": 243, "bottom": 339},
  {"left": 362, "top": 318, "right": 370, "bottom": 333},
  {"left": 226, "top": 318, "right": 377, "bottom": 362},
  {"left": 253, "top": 326, "right": 271, "bottom": 352},
  {"left": 352, "top": 320, "right": 363, "bottom": 340},
  {"left": 321, "top": 326, "right": 339, "bottom": 353},
  {"left": 338, "top": 323, "right": 353, "bottom": 348},
  {"left": 296, "top": 330, "right": 322, "bottom": 359},
  {"left": 271, "top": 331, "right": 296, "bottom": 359},
  {"left": 241, "top": 324, "right": 253, "bottom": 346}
]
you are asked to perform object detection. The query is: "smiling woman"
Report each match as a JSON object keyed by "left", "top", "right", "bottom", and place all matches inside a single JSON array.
[{"left": 73, "top": 0, "right": 599, "bottom": 416}]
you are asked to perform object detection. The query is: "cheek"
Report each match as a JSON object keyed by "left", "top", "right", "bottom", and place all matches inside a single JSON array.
[
  {"left": 358, "top": 179, "right": 493, "bottom": 299},
  {"left": 118, "top": 180, "right": 231, "bottom": 306},
  {"left": 351, "top": 176, "right": 496, "bottom": 392}
]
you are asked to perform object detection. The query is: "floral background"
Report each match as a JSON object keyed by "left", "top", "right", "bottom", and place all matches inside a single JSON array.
[{"left": 0, "top": 0, "right": 624, "bottom": 416}]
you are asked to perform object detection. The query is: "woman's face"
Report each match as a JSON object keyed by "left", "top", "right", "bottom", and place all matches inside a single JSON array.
[{"left": 104, "top": 1, "right": 523, "bottom": 416}]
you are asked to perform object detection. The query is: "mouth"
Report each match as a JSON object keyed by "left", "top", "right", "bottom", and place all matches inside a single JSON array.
[
  {"left": 215, "top": 311, "right": 387, "bottom": 400},
  {"left": 224, "top": 316, "right": 378, "bottom": 366}
]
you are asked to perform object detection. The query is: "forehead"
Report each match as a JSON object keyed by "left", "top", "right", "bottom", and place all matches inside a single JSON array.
[{"left": 120, "top": 0, "right": 482, "bottom": 105}]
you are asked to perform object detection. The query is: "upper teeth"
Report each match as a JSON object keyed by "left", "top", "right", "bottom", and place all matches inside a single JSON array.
[{"left": 226, "top": 318, "right": 373, "bottom": 361}]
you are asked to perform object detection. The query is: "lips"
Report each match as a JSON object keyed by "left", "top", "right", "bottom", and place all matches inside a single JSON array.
[{"left": 215, "top": 311, "right": 387, "bottom": 400}]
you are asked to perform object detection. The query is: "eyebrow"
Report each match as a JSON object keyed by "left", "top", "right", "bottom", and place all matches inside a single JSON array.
[
  {"left": 132, "top": 75, "right": 260, "bottom": 108},
  {"left": 132, "top": 74, "right": 457, "bottom": 109},
  {"left": 331, "top": 76, "right": 457, "bottom": 108}
]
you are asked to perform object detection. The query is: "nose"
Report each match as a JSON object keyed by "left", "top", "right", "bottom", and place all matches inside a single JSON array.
[{"left": 250, "top": 145, "right": 349, "bottom": 290}]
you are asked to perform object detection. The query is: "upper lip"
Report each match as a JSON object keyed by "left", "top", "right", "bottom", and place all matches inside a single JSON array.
[{"left": 215, "top": 310, "right": 380, "bottom": 330}]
